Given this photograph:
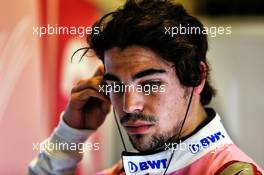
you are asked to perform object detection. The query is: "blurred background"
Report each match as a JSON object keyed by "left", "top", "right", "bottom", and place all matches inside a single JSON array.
[{"left": 0, "top": 0, "right": 263, "bottom": 174}]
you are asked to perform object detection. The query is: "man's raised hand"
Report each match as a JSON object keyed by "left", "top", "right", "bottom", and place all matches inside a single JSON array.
[{"left": 63, "top": 65, "right": 111, "bottom": 130}]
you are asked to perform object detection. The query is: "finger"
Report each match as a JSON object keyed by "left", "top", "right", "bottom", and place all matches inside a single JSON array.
[
  {"left": 94, "top": 64, "right": 104, "bottom": 76},
  {"left": 73, "top": 88, "right": 110, "bottom": 103},
  {"left": 71, "top": 76, "right": 103, "bottom": 93},
  {"left": 76, "top": 79, "right": 87, "bottom": 85}
]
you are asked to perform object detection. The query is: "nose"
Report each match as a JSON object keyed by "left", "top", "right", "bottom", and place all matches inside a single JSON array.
[{"left": 123, "top": 91, "right": 144, "bottom": 113}]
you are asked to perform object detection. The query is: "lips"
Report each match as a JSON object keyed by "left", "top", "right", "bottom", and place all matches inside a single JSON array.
[{"left": 123, "top": 121, "right": 155, "bottom": 135}]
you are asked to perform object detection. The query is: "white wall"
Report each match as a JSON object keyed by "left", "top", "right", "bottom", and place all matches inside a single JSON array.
[
  {"left": 205, "top": 17, "right": 264, "bottom": 167},
  {"left": 0, "top": 0, "right": 48, "bottom": 174}
]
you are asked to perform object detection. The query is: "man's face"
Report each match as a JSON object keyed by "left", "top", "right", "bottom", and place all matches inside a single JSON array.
[{"left": 104, "top": 46, "right": 191, "bottom": 152}]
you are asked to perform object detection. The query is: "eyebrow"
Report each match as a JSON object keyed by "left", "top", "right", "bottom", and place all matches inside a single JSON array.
[
  {"left": 103, "top": 68, "right": 167, "bottom": 82},
  {"left": 132, "top": 68, "right": 166, "bottom": 80},
  {"left": 103, "top": 73, "right": 120, "bottom": 82}
]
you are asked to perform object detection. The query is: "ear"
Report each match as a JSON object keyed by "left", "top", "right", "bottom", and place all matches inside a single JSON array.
[{"left": 194, "top": 61, "right": 206, "bottom": 95}]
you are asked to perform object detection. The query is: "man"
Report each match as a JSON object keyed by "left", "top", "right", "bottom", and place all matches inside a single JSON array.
[{"left": 29, "top": 0, "right": 263, "bottom": 174}]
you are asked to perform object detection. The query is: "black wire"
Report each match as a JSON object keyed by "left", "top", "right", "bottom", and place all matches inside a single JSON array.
[
  {"left": 78, "top": 49, "right": 89, "bottom": 62},
  {"left": 113, "top": 108, "right": 128, "bottom": 151},
  {"left": 70, "top": 47, "right": 89, "bottom": 63},
  {"left": 113, "top": 88, "right": 194, "bottom": 174},
  {"left": 163, "top": 87, "right": 194, "bottom": 175}
]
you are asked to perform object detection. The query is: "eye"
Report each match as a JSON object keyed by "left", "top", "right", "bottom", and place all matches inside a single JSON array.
[
  {"left": 142, "top": 81, "right": 161, "bottom": 87},
  {"left": 141, "top": 81, "right": 162, "bottom": 92}
]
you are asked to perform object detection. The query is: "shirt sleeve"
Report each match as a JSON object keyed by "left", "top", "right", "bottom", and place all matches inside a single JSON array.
[{"left": 28, "top": 113, "right": 95, "bottom": 175}]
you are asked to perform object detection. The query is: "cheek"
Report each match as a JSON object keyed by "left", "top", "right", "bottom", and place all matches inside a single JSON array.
[
  {"left": 110, "top": 94, "right": 122, "bottom": 111},
  {"left": 145, "top": 94, "right": 174, "bottom": 121},
  {"left": 110, "top": 95, "right": 127, "bottom": 120},
  {"left": 152, "top": 86, "right": 181, "bottom": 110},
  {"left": 152, "top": 88, "right": 185, "bottom": 131}
]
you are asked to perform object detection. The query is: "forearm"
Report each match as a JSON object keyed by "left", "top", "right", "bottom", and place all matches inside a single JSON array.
[{"left": 28, "top": 113, "right": 95, "bottom": 175}]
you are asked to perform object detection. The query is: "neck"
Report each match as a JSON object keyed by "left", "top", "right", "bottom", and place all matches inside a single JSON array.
[{"left": 180, "top": 101, "right": 207, "bottom": 140}]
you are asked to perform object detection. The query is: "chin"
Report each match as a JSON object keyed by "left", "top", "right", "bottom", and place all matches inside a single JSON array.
[
  {"left": 129, "top": 134, "right": 161, "bottom": 152},
  {"left": 129, "top": 135, "right": 149, "bottom": 151}
]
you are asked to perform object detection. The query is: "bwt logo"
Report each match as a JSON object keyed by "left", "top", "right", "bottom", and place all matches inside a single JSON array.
[
  {"left": 128, "top": 159, "right": 167, "bottom": 173},
  {"left": 189, "top": 131, "right": 225, "bottom": 154}
]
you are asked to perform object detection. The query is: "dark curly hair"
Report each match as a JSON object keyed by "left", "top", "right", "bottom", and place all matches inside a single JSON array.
[{"left": 82, "top": 0, "right": 216, "bottom": 105}]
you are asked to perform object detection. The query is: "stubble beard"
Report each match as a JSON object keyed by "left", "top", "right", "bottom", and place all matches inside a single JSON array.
[{"left": 128, "top": 121, "right": 183, "bottom": 152}]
